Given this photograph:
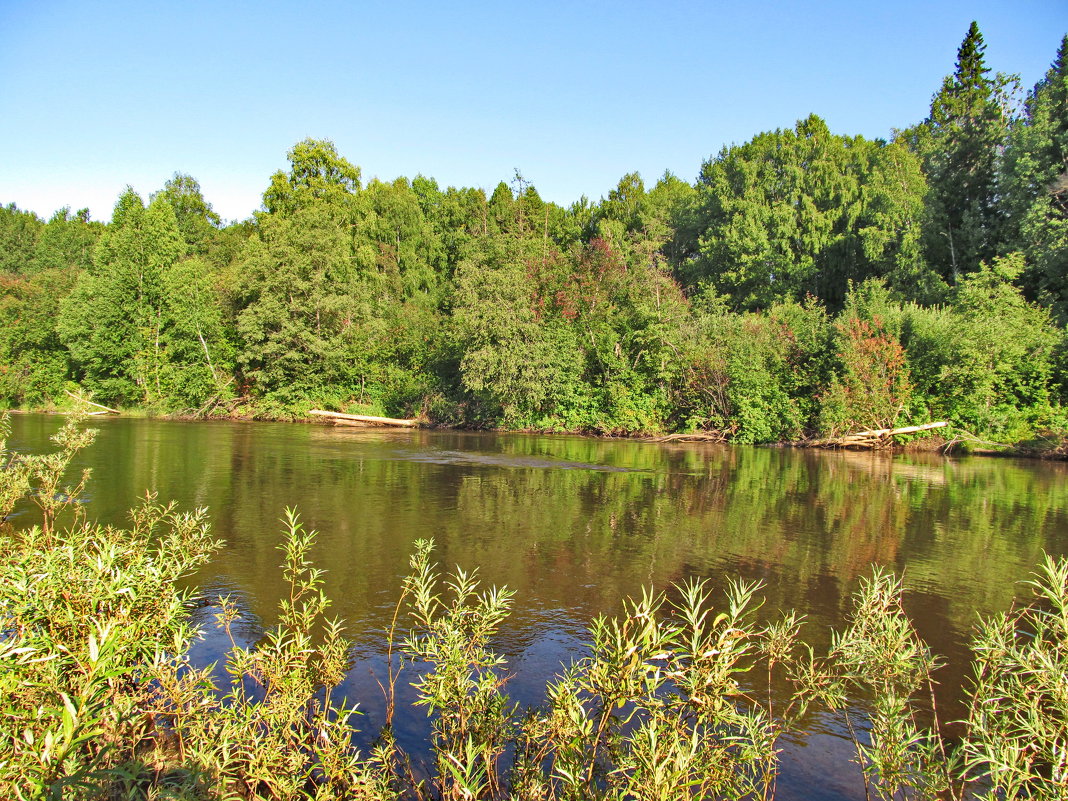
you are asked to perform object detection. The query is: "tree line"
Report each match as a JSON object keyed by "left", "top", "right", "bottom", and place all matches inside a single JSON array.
[{"left": 2, "top": 24, "right": 1066, "bottom": 444}]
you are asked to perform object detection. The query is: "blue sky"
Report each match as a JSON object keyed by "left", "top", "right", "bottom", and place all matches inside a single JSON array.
[{"left": 2, "top": 0, "right": 1064, "bottom": 223}]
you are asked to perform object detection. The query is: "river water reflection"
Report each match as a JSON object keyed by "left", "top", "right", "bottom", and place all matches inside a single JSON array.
[{"left": 9, "top": 414, "right": 1068, "bottom": 799}]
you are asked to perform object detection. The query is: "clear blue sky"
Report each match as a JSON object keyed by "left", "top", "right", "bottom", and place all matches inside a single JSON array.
[{"left": 2, "top": 0, "right": 1064, "bottom": 223}]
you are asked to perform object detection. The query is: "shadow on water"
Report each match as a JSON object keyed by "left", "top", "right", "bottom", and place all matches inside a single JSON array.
[{"left": 9, "top": 414, "right": 1068, "bottom": 799}]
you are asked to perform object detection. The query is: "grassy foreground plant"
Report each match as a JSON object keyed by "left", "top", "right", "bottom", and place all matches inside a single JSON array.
[
  {"left": 148, "top": 509, "right": 396, "bottom": 800},
  {"left": 510, "top": 579, "right": 800, "bottom": 801},
  {"left": 963, "top": 553, "right": 1068, "bottom": 799},
  {"left": 0, "top": 412, "right": 95, "bottom": 535},
  {"left": 0, "top": 414, "right": 220, "bottom": 799},
  {"left": 397, "top": 540, "right": 516, "bottom": 800},
  {"left": 806, "top": 568, "right": 955, "bottom": 801}
]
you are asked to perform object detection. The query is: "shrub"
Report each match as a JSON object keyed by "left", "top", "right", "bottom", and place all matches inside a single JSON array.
[
  {"left": 818, "top": 315, "right": 914, "bottom": 436},
  {"left": 0, "top": 414, "right": 220, "bottom": 798},
  {"left": 5, "top": 415, "right": 1068, "bottom": 799}
]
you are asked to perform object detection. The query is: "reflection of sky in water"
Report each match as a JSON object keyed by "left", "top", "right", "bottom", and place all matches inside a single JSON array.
[{"left": 10, "top": 414, "right": 1068, "bottom": 801}]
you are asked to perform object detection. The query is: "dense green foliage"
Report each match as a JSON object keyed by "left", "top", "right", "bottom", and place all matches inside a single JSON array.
[
  {"left": 1003, "top": 36, "right": 1068, "bottom": 317},
  {"left": 3, "top": 419, "right": 1067, "bottom": 799},
  {"left": 681, "top": 115, "right": 931, "bottom": 310},
  {"left": 3, "top": 26, "right": 1068, "bottom": 444},
  {"left": 914, "top": 22, "right": 1011, "bottom": 283}
]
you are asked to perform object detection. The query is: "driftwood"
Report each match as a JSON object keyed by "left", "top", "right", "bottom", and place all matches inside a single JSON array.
[
  {"left": 64, "top": 390, "right": 120, "bottom": 415},
  {"left": 308, "top": 409, "right": 419, "bottom": 428},
  {"left": 646, "top": 431, "right": 731, "bottom": 444},
  {"left": 804, "top": 421, "right": 948, "bottom": 450}
]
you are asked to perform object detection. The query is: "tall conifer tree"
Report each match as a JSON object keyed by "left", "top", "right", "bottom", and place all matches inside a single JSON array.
[{"left": 921, "top": 21, "right": 1009, "bottom": 281}]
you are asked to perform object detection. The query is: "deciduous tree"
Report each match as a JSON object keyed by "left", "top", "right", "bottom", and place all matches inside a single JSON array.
[
  {"left": 684, "top": 115, "right": 929, "bottom": 310},
  {"left": 1002, "top": 34, "right": 1068, "bottom": 316}
]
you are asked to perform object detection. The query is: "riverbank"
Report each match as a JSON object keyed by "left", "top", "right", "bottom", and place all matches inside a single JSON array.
[{"left": 12, "top": 400, "right": 1068, "bottom": 462}]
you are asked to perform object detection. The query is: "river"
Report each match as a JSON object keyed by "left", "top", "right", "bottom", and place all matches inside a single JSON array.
[{"left": 8, "top": 414, "right": 1068, "bottom": 799}]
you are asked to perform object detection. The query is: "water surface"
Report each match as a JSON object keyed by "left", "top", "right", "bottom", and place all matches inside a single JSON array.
[{"left": 9, "top": 414, "right": 1068, "bottom": 799}]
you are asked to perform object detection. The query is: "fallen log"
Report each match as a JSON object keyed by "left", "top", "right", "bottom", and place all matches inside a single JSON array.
[
  {"left": 308, "top": 409, "right": 419, "bottom": 428},
  {"left": 646, "top": 432, "right": 731, "bottom": 443},
  {"left": 805, "top": 421, "right": 948, "bottom": 449},
  {"left": 64, "top": 390, "right": 120, "bottom": 415}
]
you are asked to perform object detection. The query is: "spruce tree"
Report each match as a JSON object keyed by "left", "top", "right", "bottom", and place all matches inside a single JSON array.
[
  {"left": 922, "top": 21, "right": 1009, "bottom": 281},
  {"left": 1002, "top": 34, "right": 1068, "bottom": 317}
]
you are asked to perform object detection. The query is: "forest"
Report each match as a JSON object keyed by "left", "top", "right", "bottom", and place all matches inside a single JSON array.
[{"left": 2, "top": 24, "right": 1067, "bottom": 446}]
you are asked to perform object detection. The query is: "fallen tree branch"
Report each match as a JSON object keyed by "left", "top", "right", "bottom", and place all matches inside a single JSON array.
[
  {"left": 939, "top": 430, "right": 1011, "bottom": 454},
  {"left": 64, "top": 390, "right": 120, "bottom": 415},
  {"left": 646, "top": 431, "right": 731, "bottom": 443},
  {"left": 308, "top": 409, "right": 419, "bottom": 428},
  {"left": 804, "top": 421, "right": 948, "bottom": 449},
  {"left": 192, "top": 377, "right": 237, "bottom": 418}
]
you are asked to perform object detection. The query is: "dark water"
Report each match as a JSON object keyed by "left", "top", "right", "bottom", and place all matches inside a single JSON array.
[{"left": 9, "top": 414, "right": 1068, "bottom": 799}]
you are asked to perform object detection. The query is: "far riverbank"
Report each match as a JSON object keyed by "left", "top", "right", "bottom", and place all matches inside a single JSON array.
[{"left": 9, "top": 402, "right": 1068, "bottom": 461}]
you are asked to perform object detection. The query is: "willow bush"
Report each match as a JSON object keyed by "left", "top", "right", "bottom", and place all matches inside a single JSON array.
[{"left": 0, "top": 415, "right": 220, "bottom": 799}]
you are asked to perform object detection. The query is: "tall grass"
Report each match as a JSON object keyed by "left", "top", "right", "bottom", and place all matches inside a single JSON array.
[{"left": 2, "top": 414, "right": 1067, "bottom": 799}]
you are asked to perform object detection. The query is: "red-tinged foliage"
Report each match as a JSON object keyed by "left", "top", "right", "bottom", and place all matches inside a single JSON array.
[{"left": 821, "top": 315, "right": 913, "bottom": 435}]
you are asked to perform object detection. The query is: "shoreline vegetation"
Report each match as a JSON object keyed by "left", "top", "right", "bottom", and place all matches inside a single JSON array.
[
  {"left": 2, "top": 26, "right": 1068, "bottom": 456},
  {"left": 10, "top": 405, "right": 1068, "bottom": 462},
  {"left": 4, "top": 415, "right": 1068, "bottom": 800}
]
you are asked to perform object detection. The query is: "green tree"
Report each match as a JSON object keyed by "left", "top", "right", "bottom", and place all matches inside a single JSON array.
[
  {"left": 591, "top": 171, "right": 696, "bottom": 273},
  {"left": 684, "top": 115, "right": 929, "bottom": 310},
  {"left": 262, "top": 138, "right": 362, "bottom": 216},
  {"left": 411, "top": 178, "right": 488, "bottom": 274},
  {"left": 942, "top": 254, "right": 1061, "bottom": 435},
  {"left": 452, "top": 234, "right": 586, "bottom": 427},
  {"left": 236, "top": 203, "right": 365, "bottom": 406},
  {"left": 0, "top": 208, "right": 101, "bottom": 406},
  {"left": 152, "top": 173, "right": 222, "bottom": 256},
  {"left": 918, "top": 21, "right": 1012, "bottom": 281},
  {"left": 675, "top": 293, "right": 831, "bottom": 442},
  {"left": 0, "top": 268, "right": 78, "bottom": 406},
  {"left": 30, "top": 207, "right": 102, "bottom": 273},
  {"left": 235, "top": 139, "right": 375, "bottom": 407},
  {"left": 557, "top": 235, "right": 690, "bottom": 432},
  {"left": 58, "top": 190, "right": 184, "bottom": 406},
  {"left": 1002, "top": 34, "right": 1068, "bottom": 316},
  {"left": 646, "top": 171, "right": 697, "bottom": 267},
  {"left": 488, "top": 181, "right": 516, "bottom": 234},
  {"left": 157, "top": 256, "right": 235, "bottom": 409},
  {"left": 360, "top": 177, "right": 446, "bottom": 300},
  {"left": 0, "top": 203, "right": 43, "bottom": 275}
]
